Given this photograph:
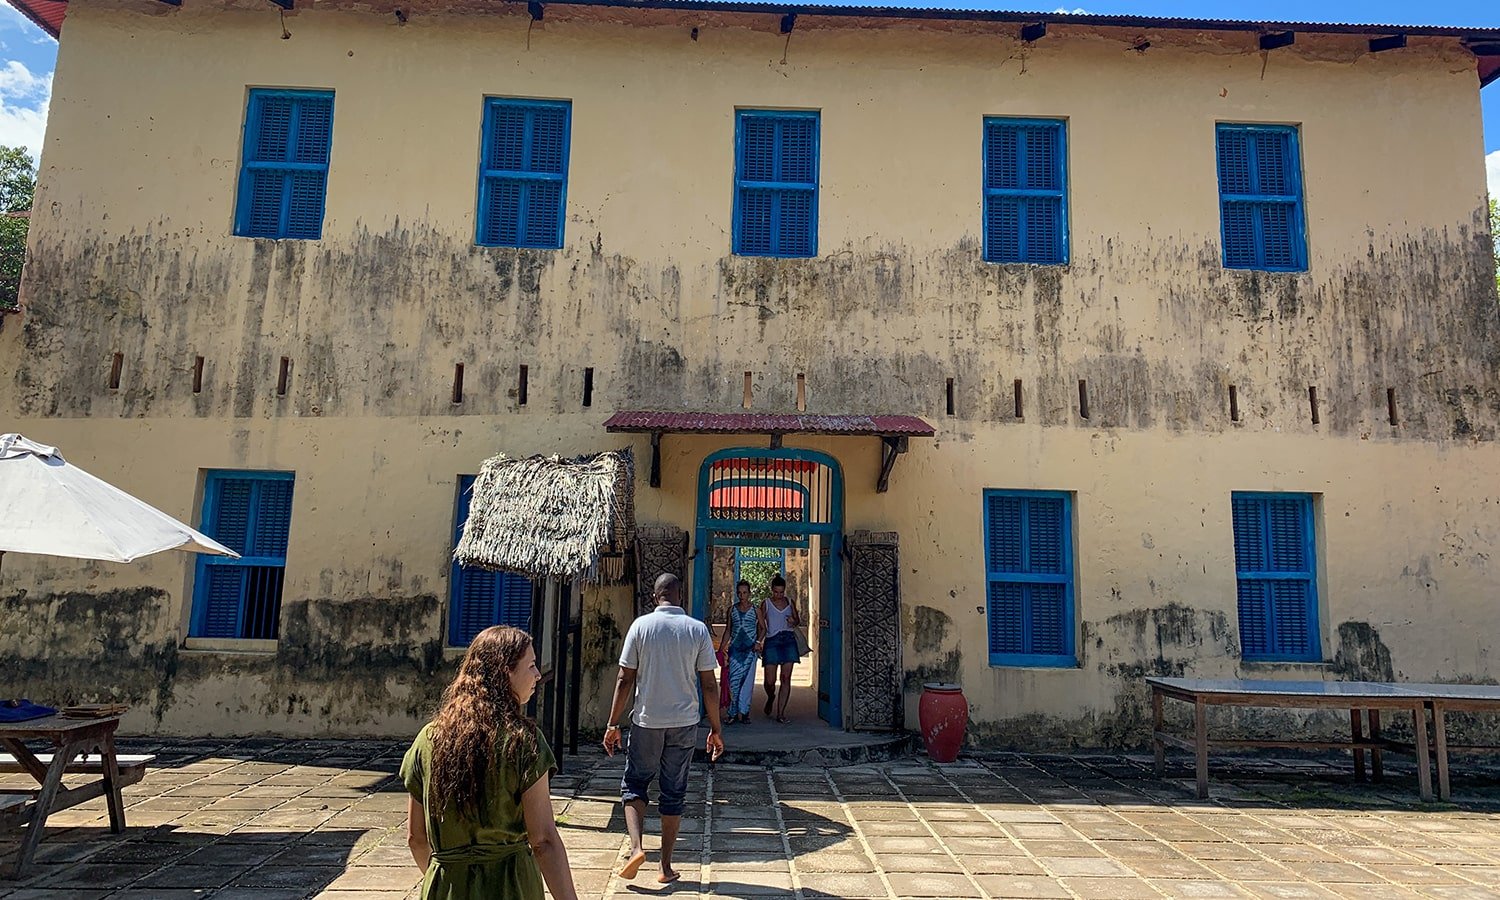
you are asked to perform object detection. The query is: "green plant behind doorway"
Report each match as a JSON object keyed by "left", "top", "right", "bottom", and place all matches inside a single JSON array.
[{"left": 738, "top": 556, "right": 783, "bottom": 600}]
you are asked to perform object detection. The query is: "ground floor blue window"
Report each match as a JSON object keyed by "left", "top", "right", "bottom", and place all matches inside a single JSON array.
[
  {"left": 451, "top": 475, "right": 533, "bottom": 645},
  {"left": 191, "top": 470, "right": 294, "bottom": 639},
  {"left": 983, "top": 490, "right": 1075, "bottom": 667},
  {"left": 1231, "top": 492, "right": 1320, "bottom": 661}
]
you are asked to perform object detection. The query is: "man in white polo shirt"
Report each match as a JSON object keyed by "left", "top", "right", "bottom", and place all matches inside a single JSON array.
[{"left": 602, "top": 573, "right": 724, "bottom": 885}]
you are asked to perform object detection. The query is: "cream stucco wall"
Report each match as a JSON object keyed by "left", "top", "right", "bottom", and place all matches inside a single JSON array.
[{"left": 2, "top": 0, "right": 1498, "bottom": 742}]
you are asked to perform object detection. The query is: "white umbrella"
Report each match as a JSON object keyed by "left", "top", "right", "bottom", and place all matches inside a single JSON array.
[{"left": 0, "top": 433, "right": 239, "bottom": 564}]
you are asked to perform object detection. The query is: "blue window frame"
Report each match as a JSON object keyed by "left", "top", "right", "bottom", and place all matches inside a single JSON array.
[
  {"left": 983, "top": 118, "right": 1069, "bottom": 265},
  {"left": 476, "top": 98, "right": 571, "bottom": 249},
  {"left": 733, "top": 110, "right": 819, "bottom": 258},
  {"left": 1216, "top": 124, "right": 1307, "bottom": 271},
  {"left": 191, "top": 470, "right": 294, "bottom": 639},
  {"left": 983, "top": 490, "right": 1075, "bottom": 667},
  {"left": 1231, "top": 492, "right": 1321, "bottom": 662},
  {"left": 450, "top": 475, "right": 533, "bottom": 645},
  {"left": 234, "top": 89, "right": 334, "bottom": 240}
]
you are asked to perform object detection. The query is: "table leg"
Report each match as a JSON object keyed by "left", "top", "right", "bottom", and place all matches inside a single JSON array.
[
  {"left": 1412, "top": 704, "right": 1432, "bottom": 802},
  {"left": 1152, "top": 689, "right": 1165, "bottom": 777},
  {"left": 1350, "top": 708, "right": 1366, "bottom": 782},
  {"left": 11, "top": 738, "right": 84, "bottom": 878},
  {"left": 100, "top": 735, "right": 126, "bottom": 833},
  {"left": 1194, "top": 698, "right": 1209, "bottom": 800},
  {"left": 1368, "top": 709, "right": 1383, "bottom": 782},
  {"left": 1432, "top": 702, "right": 1450, "bottom": 802}
]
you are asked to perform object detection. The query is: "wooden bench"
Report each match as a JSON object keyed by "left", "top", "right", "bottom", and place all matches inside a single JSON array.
[
  {"left": 1148, "top": 677, "right": 1432, "bottom": 801},
  {"left": 0, "top": 715, "right": 138, "bottom": 876},
  {"left": 0, "top": 752, "right": 154, "bottom": 780}
]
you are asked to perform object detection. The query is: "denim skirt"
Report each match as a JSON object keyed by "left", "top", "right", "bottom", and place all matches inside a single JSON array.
[{"left": 762, "top": 630, "right": 801, "bottom": 665}]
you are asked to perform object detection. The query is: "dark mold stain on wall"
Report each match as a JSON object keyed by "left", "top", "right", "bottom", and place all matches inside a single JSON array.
[
  {"left": 903, "top": 604, "right": 960, "bottom": 691},
  {"left": 0, "top": 586, "right": 457, "bottom": 735},
  {"left": 11, "top": 209, "right": 1500, "bottom": 440},
  {"left": 1332, "top": 621, "right": 1396, "bottom": 682}
]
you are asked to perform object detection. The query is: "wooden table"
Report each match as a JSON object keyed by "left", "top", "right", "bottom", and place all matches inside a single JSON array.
[
  {"left": 1395, "top": 682, "right": 1500, "bottom": 802},
  {"left": 1148, "top": 677, "right": 1432, "bottom": 801},
  {"left": 0, "top": 715, "right": 138, "bottom": 876}
]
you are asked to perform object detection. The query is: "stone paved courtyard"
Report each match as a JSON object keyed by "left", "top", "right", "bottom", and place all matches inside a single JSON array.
[{"left": 3, "top": 737, "right": 1500, "bottom": 899}]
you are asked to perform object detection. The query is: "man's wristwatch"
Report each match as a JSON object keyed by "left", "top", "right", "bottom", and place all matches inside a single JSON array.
[{"left": 605, "top": 724, "right": 620, "bottom": 732}]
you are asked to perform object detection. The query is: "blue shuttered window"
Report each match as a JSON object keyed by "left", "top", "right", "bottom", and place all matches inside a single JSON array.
[
  {"left": 450, "top": 475, "right": 533, "bottom": 646},
  {"left": 733, "top": 110, "right": 819, "bottom": 258},
  {"left": 234, "top": 90, "right": 334, "bottom": 240},
  {"left": 476, "top": 99, "right": 571, "bottom": 248},
  {"left": 983, "top": 118, "right": 1068, "bottom": 265},
  {"left": 1231, "top": 493, "right": 1320, "bottom": 661},
  {"left": 1216, "top": 124, "right": 1307, "bottom": 271},
  {"left": 983, "top": 490, "right": 1076, "bottom": 667},
  {"left": 191, "top": 471, "right": 295, "bottom": 640}
]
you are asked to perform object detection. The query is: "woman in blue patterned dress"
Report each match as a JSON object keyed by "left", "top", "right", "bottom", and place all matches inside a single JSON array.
[{"left": 718, "top": 579, "right": 762, "bottom": 724}]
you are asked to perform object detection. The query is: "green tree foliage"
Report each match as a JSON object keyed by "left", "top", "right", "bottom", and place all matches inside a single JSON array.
[
  {"left": 1491, "top": 197, "right": 1499, "bottom": 295},
  {"left": 0, "top": 146, "right": 35, "bottom": 214},
  {"left": 0, "top": 146, "right": 34, "bottom": 311}
]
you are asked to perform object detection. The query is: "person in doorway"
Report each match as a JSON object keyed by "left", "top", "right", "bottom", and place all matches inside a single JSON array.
[
  {"left": 758, "top": 574, "right": 802, "bottom": 724},
  {"left": 718, "top": 578, "right": 762, "bottom": 724},
  {"left": 602, "top": 573, "right": 725, "bottom": 884},
  {"left": 400, "top": 626, "right": 579, "bottom": 900}
]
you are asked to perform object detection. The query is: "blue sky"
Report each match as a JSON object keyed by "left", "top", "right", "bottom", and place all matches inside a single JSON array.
[{"left": 0, "top": 0, "right": 1497, "bottom": 194}]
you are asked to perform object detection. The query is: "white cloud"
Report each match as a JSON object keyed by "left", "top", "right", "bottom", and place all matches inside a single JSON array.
[
  {"left": 1052, "top": 7, "right": 1091, "bottom": 13},
  {"left": 1488, "top": 150, "right": 1500, "bottom": 204},
  {"left": 0, "top": 59, "right": 50, "bottom": 162}
]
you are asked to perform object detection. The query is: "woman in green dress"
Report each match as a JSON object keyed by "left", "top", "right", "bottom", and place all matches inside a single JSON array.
[{"left": 401, "top": 625, "right": 578, "bottom": 900}]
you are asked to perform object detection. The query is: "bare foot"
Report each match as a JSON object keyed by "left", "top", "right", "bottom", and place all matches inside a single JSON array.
[
  {"left": 658, "top": 867, "right": 680, "bottom": 884},
  {"left": 620, "top": 850, "right": 647, "bottom": 880}
]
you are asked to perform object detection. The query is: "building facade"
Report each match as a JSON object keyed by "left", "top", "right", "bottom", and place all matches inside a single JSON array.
[{"left": 2, "top": 0, "right": 1500, "bottom": 746}]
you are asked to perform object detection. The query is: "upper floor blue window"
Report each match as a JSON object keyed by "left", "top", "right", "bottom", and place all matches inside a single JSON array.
[
  {"left": 234, "top": 90, "right": 334, "bottom": 240},
  {"left": 983, "top": 118, "right": 1069, "bottom": 265},
  {"left": 477, "top": 98, "right": 571, "bottom": 248},
  {"left": 733, "top": 110, "right": 818, "bottom": 258},
  {"left": 1231, "top": 492, "right": 1320, "bottom": 662},
  {"left": 1216, "top": 124, "right": 1307, "bottom": 271},
  {"left": 191, "top": 470, "right": 294, "bottom": 640},
  {"left": 983, "top": 490, "right": 1075, "bottom": 667},
  {"left": 451, "top": 475, "right": 533, "bottom": 645}
]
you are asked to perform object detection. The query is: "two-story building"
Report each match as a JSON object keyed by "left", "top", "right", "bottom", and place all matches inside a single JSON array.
[{"left": 1, "top": 0, "right": 1499, "bottom": 748}]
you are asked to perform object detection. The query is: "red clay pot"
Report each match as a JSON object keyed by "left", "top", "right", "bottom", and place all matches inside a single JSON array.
[{"left": 918, "top": 682, "right": 968, "bottom": 763}]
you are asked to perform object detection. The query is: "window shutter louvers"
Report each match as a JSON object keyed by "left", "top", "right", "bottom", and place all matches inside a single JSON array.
[
  {"left": 984, "top": 120, "right": 1067, "bottom": 265},
  {"left": 478, "top": 100, "right": 570, "bottom": 248}
]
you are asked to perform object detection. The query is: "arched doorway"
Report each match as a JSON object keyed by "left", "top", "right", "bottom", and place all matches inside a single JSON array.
[{"left": 692, "top": 448, "right": 845, "bottom": 727}]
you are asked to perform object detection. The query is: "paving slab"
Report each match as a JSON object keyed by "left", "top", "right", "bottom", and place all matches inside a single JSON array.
[{"left": 5, "top": 739, "right": 1500, "bottom": 899}]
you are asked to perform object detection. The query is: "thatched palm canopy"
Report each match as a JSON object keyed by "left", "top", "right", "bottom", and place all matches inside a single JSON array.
[{"left": 454, "top": 448, "right": 634, "bottom": 583}]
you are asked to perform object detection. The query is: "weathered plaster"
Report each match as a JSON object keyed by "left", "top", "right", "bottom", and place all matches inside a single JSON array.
[{"left": 3, "top": 3, "right": 1499, "bottom": 742}]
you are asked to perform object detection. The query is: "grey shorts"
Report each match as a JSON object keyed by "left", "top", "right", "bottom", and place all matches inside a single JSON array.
[{"left": 621, "top": 724, "right": 697, "bottom": 816}]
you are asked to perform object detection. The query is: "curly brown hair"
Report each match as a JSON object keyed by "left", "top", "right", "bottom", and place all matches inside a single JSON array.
[{"left": 427, "top": 625, "right": 537, "bottom": 818}]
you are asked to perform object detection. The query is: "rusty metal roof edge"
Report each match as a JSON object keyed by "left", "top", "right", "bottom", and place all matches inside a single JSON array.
[
  {"left": 537, "top": 0, "right": 1500, "bottom": 41},
  {"left": 14, "top": 0, "right": 1500, "bottom": 43},
  {"left": 5, "top": 0, "right": 62, "bottom": 38}
]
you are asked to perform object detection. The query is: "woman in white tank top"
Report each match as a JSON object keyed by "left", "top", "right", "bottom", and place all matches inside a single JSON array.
[{"left": 756, "top": 574, "right": 801, "bottom": 723}]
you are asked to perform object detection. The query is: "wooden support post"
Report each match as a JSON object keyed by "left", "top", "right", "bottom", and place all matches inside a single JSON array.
[
  {"left": 100, "top": 735, "right": 125, "bottom": 832},
  {"left": 877, "top": 436, "right": 908, "bottom": 493},
  {"left": 1350, "top": 708, "right": 1366, "bottom": 782},
  {"left": 649, "top": 432, "right": 662, "bottom": 488},
  {"left": 1194, "top": 698, "right": 1209, "bottom": 800},
  {"left": 1412, "top": 704, "right": 1433, "bottom": 802},
  {"left": 1152, "top": 688, "right": 1165, "bottom": 776},
  {"left": 1368, "top": 709, "right": 1383, "bottom": 781},
  {"left": 11, "top": 738, "right": 88, "bottom": 876},
  {"left": 1433, "top": 702, "right": 1450, "bottom": 802}
]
